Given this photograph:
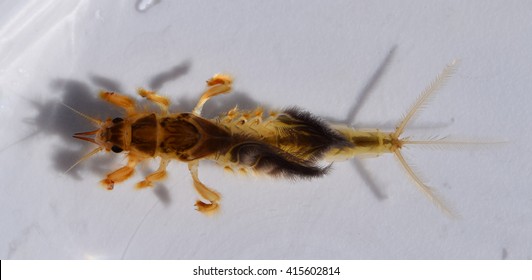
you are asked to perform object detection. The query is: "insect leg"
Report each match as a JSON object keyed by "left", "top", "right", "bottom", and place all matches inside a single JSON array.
[
  {"left": 188, "top": 161, "right": 221, "bottom": 214},
  {"left": 100, "top": 158, "right": 139, "bottom": 190},
  {"left": 136, "top": 158, "right": 170, "bottom": 189},
  {"left": 192, "top": 74, "right": 233, "bottom": 116},
  {"left": 137, "top": 88, "right": 170, "bottom": 115},
  {"left": 99, "top": 91, "right": 137, "bottom": 116}
]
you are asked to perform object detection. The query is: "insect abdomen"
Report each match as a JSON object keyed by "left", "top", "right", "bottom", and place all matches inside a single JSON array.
[
  {"left": 226, "top": 141, "right": 329, "bottom": 178},
  {"left": 213, "top": 107, "right": 353, "bottom": 178},
  {"left": 217, "top": 107, "right": 352, "bottom": 160},
  {"left": 273, "top": 107, "right": 352, "bottom": 159},
  {"left": 324, "top": 126, "right": 397, "bottom": 161}
]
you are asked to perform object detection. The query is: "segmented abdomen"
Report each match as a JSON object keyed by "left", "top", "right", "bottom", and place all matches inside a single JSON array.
[{"left": 212, "top": 107, "right": 352, "bottom": 178}]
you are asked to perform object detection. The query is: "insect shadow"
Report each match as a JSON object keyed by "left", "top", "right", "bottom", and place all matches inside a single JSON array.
[
  {"left": 30, "top": 79, "right": 120, "bottom": 180},
  {"left": 30, "top": 61, "right": 262, "bottom": 205}
]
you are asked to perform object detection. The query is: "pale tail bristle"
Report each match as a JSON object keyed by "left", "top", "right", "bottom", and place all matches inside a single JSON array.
[
  {"left": 393, "top": 60, "right": 459, "bottom": 139},
  {"left": 393, "top": 150, "right": 456, "bottom": 218},
  {"left": 401, "top": 138, "right": 506, "bottom": 150}
]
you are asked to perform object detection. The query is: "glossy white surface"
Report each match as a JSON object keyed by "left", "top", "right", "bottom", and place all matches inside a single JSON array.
[{"left": 0, "top": 0, "right": 530, "bottom": 259}]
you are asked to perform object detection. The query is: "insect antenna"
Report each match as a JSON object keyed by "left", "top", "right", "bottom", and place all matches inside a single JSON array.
[
  {"left": 61, "top": 102, "right": 102, "bottom": 126},
  {"left": 61, "top": 103, "right": 105, "bottom": 173},
  {"left": 64, "top": 146, "right": 103, "bottom": 174}
]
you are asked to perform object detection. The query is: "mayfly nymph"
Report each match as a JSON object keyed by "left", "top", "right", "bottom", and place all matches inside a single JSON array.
[{"left": 67, "top": 61, "right": 459, "bottom": 215}]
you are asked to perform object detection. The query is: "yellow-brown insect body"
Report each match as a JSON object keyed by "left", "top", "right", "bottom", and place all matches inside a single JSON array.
[
  {"left": 325, "top": 127, "right": 399, "bottom": 161},
  {"left": 69, "top": 62, "right": 459, "bottom": 215}
]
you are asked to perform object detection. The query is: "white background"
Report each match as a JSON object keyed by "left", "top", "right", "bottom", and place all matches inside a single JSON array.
[{"left": 0, "top": 0, "right": 530, "bottom": 259}]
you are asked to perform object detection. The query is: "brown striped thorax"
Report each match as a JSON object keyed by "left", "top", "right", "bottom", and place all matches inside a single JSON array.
[{"left": 68, "top": 62, "right": 463, "bottom": 216}]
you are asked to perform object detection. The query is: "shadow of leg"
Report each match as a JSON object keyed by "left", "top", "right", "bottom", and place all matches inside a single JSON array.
[{"left": 352, "top": 159, "right": 388, "bottom": 201}]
